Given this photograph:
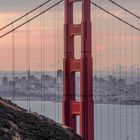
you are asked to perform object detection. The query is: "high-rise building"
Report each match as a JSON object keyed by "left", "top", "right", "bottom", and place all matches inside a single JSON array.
[{"left": 2, "top": 77, "right": 8, "bottom": 87}]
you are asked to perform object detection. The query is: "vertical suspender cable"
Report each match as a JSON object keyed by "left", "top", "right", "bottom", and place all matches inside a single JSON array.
[
  {"left": 40, "top": 7, "right": 45, "bottom": 116},
  {"left": 53, "top": 0, "right": 56, "bottom": 121},
  {"left": 99, "top": 0, "right": 103, "bottom": 140},
  {"left": 112, "top": 3, "right": 115, "bottom": 140},
  {"left": 107, "top": 10, "right": 110, "bottom": 140},
  {"left": 26, "top": 17, "right": 29, "bottom": 110},
  {"left": 99, "top": 0, "right": 102, "bottom": 139},
  {"left": 93, "top": 5, "right": 98, "bottom": 139},
  {"left": 131, "top": 27, "right": 134, "bottom": 140},
  {"left": 125, "top": 11, "right": 128, "bottom": 140},
  {"left": 57, "top": 2, "right": 60, "bottom": 122},
  {"left": 40, "top": 7, "right": 43, "bottom": 115},
  {"left": 54, "top": 0, "right": 57, "bottom": 122},
  {"left": 26, "top": 16, "right": 31, "bottom": 111},
  {"left": 28, "top": 21, "right": 31, "bottom": 112},
  {"left": 55, "top": 0, "right": 57, "bottom": 122},
  {"left": 119, "top": 18, "right": 122, "bottom": 140},
  {"left": 55, "top": 0, "right": 57, "bottom": 121},
  {"left": 12, "top": 24, "right": 15, "bottom": 103},
  {"left": 137, "top": 18, "right": 140, "bottom": 140},
  {"left": 43, "top": 12, "right": 45, "bottom": 116}
]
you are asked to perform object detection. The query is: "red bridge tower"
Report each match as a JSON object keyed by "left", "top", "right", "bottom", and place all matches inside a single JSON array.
[{"left": 63, "top": 0, "right": 94, "bottom": 140}]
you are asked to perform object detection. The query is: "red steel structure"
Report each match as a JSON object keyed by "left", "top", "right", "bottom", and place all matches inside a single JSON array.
[{"left": 63, "top": 0, "right": 94, "bottom": 140}]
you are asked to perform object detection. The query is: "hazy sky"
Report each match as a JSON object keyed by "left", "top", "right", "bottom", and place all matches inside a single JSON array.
[{"left": 0, "top": 0, "right": 140, "bottom": 72}]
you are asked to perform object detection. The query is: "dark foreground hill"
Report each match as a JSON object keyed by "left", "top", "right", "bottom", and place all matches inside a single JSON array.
[{"left": 0, "top": 97, "right": 82, "bottom": 140}]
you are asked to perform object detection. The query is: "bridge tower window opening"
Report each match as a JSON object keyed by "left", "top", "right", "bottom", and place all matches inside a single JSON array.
[
  {"left": 74, "top": 36, "right": 81, "bottom": 59},
  {"left": 73, "top": 1, "right": 82, "bottom": 24},
  {"left": 76, "top": 115, "right": 80, "bottom": 134},
  {"left": 75, "top": 72, "right": 80, "bottom": 101}
]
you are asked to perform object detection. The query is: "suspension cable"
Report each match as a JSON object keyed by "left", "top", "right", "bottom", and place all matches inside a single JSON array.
[
  {"left": 0, "top": 0, "right": 64, "bottom": 39},
  {"left": 107, "top": 0, "right": 140, "bottom": 19},
  {"left": 0, "top": 0, "right": 139, "bottom": 40},
  {"left": 0, "top": 0, "right": 52, "bottom": 31},
  {"left": 90, "top": 1, "right": 140, "bottom": 32}
]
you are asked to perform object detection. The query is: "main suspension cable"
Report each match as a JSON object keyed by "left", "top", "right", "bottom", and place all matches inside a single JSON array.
[
  {"left": 90, "top": 1, "right": 140, "bottom": 32},
  {"left": 107, "top": 0, "right": 140, "bottom": 19},
  {"left": 0, "top": 0, "right": 64, "bottom": 39},
  {"left": 0, "top": 0, "right": 52, "bottom": 31}
]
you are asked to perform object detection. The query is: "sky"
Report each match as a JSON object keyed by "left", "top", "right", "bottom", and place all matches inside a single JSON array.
[{"left": 0, "top": 0, "right": 140, "bottom": 72}]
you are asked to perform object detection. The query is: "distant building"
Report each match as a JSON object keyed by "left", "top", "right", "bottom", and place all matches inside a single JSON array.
[
  {"left": 8, "top": 81, "right": 15, "bottom": 89},
  {"left": 14, "top": 77, "right": 20, "bottom": 83},
  {"left": 118, "top": 78, "right": 125, "bottom": 85},
  {"left": 57, "top": 69, "right": 63, "bottom": 78},
  {"left": 108, "top": 75, "right": 116, "bottom": 84},
  {"left": 94, "top": 75, "right": 98, "bottom": 82},
  {"left": 41, "top": 75, "right": 47, "bottom": 81},
  {"left": 21, "top": 76, "right": 26, "bottom": 81},
  {"left": 2, "top": 77, "right": 8, "bottom": 87}
]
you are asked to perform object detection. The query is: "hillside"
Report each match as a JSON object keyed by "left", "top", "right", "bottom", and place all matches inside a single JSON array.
[{"left": 0, "top": 97, "right": 82, "bottom": 140}]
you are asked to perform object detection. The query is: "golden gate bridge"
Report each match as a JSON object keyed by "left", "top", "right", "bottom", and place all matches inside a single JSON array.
[{"left": 0, "top": 0, "right": 140, "bottom": 140}]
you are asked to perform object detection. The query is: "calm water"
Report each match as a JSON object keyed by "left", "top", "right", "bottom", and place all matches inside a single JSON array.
[{"left": 15, "top": 101, "right": 140, "bottom": 140}]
